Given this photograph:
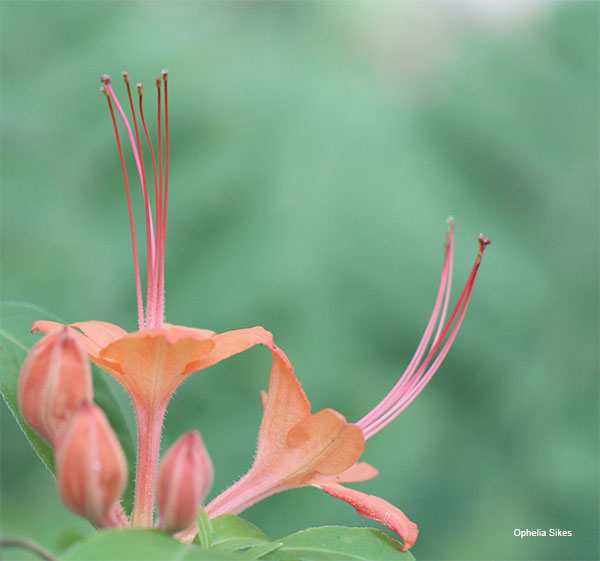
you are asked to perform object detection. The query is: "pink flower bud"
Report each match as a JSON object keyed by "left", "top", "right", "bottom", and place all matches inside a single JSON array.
[
  {"left": 157, "top": 431, "right": 213, "bottom": 534},
  {"left": 56, "top": 402, "right": 128, "bottom": 527},
  {"left": 19, "top": 328, "right": 93, "bottom": 445}
]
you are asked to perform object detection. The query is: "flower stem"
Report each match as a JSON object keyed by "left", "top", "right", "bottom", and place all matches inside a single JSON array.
[{"left": 131, "top": 400, "right": 166, "bottom": 527}]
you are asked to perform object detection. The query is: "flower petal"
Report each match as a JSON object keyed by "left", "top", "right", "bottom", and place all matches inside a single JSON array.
[
  {"left": 184, "top": 326, "right": 275, "bottom": 375},
  {"left": 285, "top": 409, "right": 365, "bottom": 478},
  {"left": 206, "top": 350, "right": 366, "bottom": 518},
  {"left": 100, "top": 327, "right": 215, "bottom": 404},
  {"left": 316, "top": 462, "right": 379, "bottom": 484},
  {"left": 70, "top": 321, "right": 129, "bottom": 348},
  {"left": 317, "top": 482, "right": 418, "bottom": 551},
  {"left": 31, "top": 320, "right": 127, "bottom": 365}
]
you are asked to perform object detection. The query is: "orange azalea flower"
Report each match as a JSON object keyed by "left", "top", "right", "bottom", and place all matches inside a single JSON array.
[
  {"left": 201, "top": 222, "right": 490, "bottom": 551},
  {"left": 31, "top": 71, "right": 277, "bottom": 527}
]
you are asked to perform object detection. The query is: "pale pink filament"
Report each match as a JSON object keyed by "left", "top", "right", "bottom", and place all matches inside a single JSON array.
[
  {"left": 358, "top": 219, "right": 455, "bottom": 431},
  {"left": 101, "top": 71, "right": 170, "bottom": 329},
  {"left": 357, "top": 232, "right": 490, "bottom": 440}
]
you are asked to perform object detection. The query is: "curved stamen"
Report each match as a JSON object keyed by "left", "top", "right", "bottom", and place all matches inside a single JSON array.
[
  {"left": 358, "top": 220, "right": 454, "bottom": 430},
  {"left": 157, "top": 69, "right": 170, "bottom": 327},
  {"left": 138, "top": 82, "right": 161, "bottom": 328},
  {"left": 358, "top": 234, "right": 490, "bottom": 439},
  {"left": 154, "top": 76, "right": 163, "bottom": 327},
  {"left": 101, "top": 83, "right": 145, "bottom": 329},
  {"left": 123, "top": 72, "right": 156, "bottom": 325}
]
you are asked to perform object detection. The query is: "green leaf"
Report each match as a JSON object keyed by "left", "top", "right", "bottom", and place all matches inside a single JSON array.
[
  {"left": 0, "top": 300, "right": 137, "bottom": 513},
  {"left": 196, "top": 506, "right": 214, "bottom": 548},
  {"left": 211, "top": 514, "right": 271, "bottom": 551},
  {"left": 232, "top": 542, "right": 284, "bottom": 560},
  {"left": 0, "top": 300, "right": 60, "bottom": 474},
  {"left": 61, "top": 530, "right": 258, "bottom": 561},
  {"left": 209, "top": 515, "right": 282, "bottom": 559},
  {"left": 212, "top": 514, "right": 271, "bottom": 543},
  {"left": 263, "top": 526, "right": 416, "bottom": 561}
]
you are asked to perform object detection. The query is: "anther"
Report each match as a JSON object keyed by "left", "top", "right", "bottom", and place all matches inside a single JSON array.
[
  {"left": 161, "top": 69, "right": 168, "bottom": 81},
  {"left": 122, "top": 71, "right": 130, "bottom": 84},
  {"left": 137, "top": 83, "right": 143, "bottom": 97},
  {"left": 476, "top": 235, "right": 491, "bottom": 264},
  {"left": 155, "top": 77, "right": 162, "bottom": 88},
  {"left": 101, "top": 74, "right": 111, "bottom": 85},
  {"left": 101, "top": 85, "right": 110, "bottom": 97}
]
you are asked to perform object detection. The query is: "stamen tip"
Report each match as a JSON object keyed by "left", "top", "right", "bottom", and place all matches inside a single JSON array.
[
  {"left": 137, "top": 82, "right": 144, "bottom": 96},
  {"left": 100, "top": 85, "right": 110, "bottom": 97},
  {"left": 478, "top": 234, "right": 491, "bottom": 248},
  {"left": 477, "top": 234, "right": 491, "bottom": 263},
  {"left": 122, "top": 70, "right": 130, "bottom": 84},
  {"left": 161, "top": 69, "right": 169, "bottom": 80},
  {"left": 100, "top": 74, "right": 111, "bottom": 85},
  {"left": 155, "top": 76, "right": 162, "bottom": 88}
]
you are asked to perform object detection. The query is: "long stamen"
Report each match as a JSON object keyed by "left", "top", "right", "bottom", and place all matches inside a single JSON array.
[
  {"left": 154, "top": 76, "right": 163, "bottom": 327},
  {"left": 157, "top": 69, "right": 169, "bottom": 326},
  {"left": 138, "top": 82, "right": 161, "bottom": 328},
  {"left": 123, "top": 72, "right": 156, "bottom": 325},
  {"left": 358, "top": 220, "right": 454, "bottom": 430},
  {"left": 358, "top": 234, "right": 490, "bottom": 439},
  {"left": 101, "top": 82, "right": 145, "bottom": 329}
]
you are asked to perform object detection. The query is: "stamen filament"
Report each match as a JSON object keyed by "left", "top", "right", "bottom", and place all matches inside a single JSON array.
[
  {"left": 358, "top": 234, "right": 490, "bottom": 439},
  {"left": 138, "top": 82, "right": 161, "bottom": 328},
  {"left": 158, "top": 70, "right": 170, "bottom": 326},
  {"left": 102, "top": 85, "right": 145, "bottom": 330},
  {"left": 154, "top": 76, "right": 163, "bottom": 327},
  {"left": 123, "top": 72, "right": 156, "bottom": 327},
  {"left": 358, "top": 220, "right": 454, "bottom": 430}
]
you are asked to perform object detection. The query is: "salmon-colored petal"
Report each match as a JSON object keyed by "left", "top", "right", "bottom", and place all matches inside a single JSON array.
[
  {"left": 285, "top": 409, "right": 365, "bottom": 479},
  {"left": 32, "top": 320, "right": 103, "bottom": 361},
  {"left": 207, "top": 351, "right": 367, "bottom": 519},
  {"left": 316, "top": 462, "right": 379, "bottom": 484},
  {"left": 257, "top": 350, "right": 311, "bottom": 455},
  {"left": 184, "top": 327, "right": 275, "bottom": 375},
  {"left": 70, "top": 321, "right": 128, "bottom": 348},
  {"left": 31, "top": 320, "right": 128, "bottom": 364},
  {"left": 162, "top": 324, "right": 216, "bottom": 341},
  {"left": 317, "top": 483, "right": 418, "bottom": 551},
  {"left": 100, "top": 328, "right": 215, "bottom": 404},
  {"left": 31, "top": 320, "right": 66, "bottom": 335}
]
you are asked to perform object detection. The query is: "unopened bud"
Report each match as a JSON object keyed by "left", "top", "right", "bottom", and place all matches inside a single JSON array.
[
  {"left": 56, "top": 402, "right": 128, "bottom": 527},
  {"left": 157, "top": 431, "right": 213, "bottom": 534},
  {"left": 18, "top": 328, "right": 93, "bottom": 445}
]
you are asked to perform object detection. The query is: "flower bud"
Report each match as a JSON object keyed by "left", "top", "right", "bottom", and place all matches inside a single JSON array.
[
  {"left": 19, "top": 328, "right": 93, "bottom": 445},
  {"left": 157, "top": 431, "right": 213, "bottom": 534},
  {"left": 56, "top": 402, "right": 128, "bottom": 527}
]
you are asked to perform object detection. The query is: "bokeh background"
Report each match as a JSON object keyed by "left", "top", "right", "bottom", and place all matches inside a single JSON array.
[{"left": 1, "top": 2, "right": 598, "bottom": 560}]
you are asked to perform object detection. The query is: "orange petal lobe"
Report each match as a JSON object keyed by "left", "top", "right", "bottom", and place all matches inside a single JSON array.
[
  {"left": 316, "top": 461, "right": 379, "bottom": 484},
  {"left": 31, "top": 320, "right": 126, "bottom": 366},
  {"left": 285, "top": 409, "right": 365, "bottom": 478},
  {"left": 70, "top": 321, "right": 128, "bottom": 348},
  {"left": 184, "top": 326, "right": 274, "bottom": 375},
  {"left": 318, "top": 483, "right": 418, "bottom": 551},
  {"left": 100, "top": 326, "right": 215, "bottom": 404}
]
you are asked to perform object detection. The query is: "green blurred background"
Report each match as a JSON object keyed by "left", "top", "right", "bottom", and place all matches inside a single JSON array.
[{"left": 1, "top": 2, "right": 598, "bottom": 560}]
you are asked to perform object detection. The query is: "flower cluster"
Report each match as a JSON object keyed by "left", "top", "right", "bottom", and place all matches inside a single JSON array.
[{"left": 19, "top": 70, "right": 490, "bottom": 551}]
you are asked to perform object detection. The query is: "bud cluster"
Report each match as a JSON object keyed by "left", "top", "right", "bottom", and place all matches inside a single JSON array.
[
  {"left": 19, "top": 329, "right": 127, "bottom": 528},
  {"left": 19, "top": 329, "right": 213, "bottom": 533}
]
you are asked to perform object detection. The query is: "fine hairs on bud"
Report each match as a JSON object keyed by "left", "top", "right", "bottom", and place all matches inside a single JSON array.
[
  {"left": 18, "top": 328, "right": 93, "bottom": 445},
  {"left": 157, "top": 431, "right": 213, "bottom": 534},
  {"left": 56, "top": 402, "right": 128, "bottom": 528}
]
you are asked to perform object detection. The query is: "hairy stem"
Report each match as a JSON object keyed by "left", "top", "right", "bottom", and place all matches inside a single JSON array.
[{"left": 131, "top": 400, "right": 166, "bottom": 527}]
